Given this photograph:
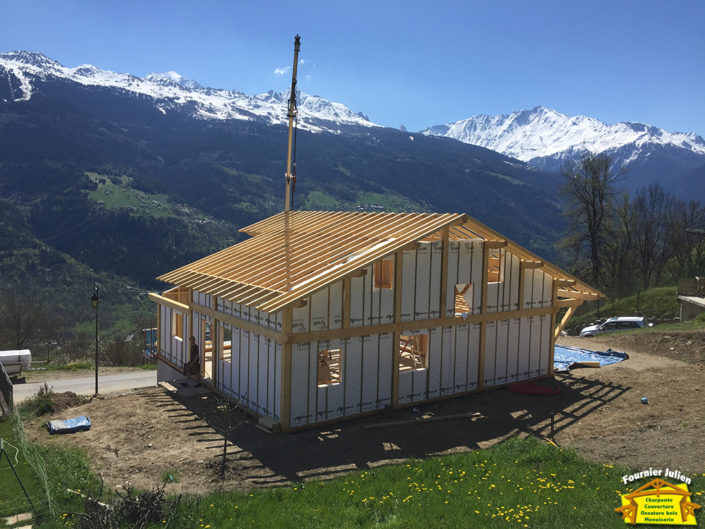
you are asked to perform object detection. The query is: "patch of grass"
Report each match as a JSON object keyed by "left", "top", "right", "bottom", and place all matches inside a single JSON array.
[
  {"left": 4, "top": 412, "right": 102, "bottom": 528},
  {"left": 487, "top": 171, "right": 526, "bottom": 186},
  {"left": 356, "top": 192, "right": 425, "bottom": 212},
  {"left": 163, "top": 437, "right": 704, "bottom": 529},
  {"left": 48, "top": 361, "right": 93, "bottom": 372},
  {"left": 636, "top": 319, "right": 705, "bottom": 333},
  {"left": 303, "top": 190, "right": 340, "bottom": 209},
  {"left": 17, "top": 384, "right": 55, "bottom": 418},
  {"left": 0, "top": 416, "right": 42, "bottom": 518},
  {"left": 140, "top": 363, "right": 157, "bottom": 370},
  {"left": 84, "top": 171, "right": 187, "bottom": 219}
]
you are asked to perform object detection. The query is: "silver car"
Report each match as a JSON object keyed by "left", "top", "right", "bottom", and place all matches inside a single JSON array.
[{"left": 579, "top": 316, "right": 646, "bottom": 337}]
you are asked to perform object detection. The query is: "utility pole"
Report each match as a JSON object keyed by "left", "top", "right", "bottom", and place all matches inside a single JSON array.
[
  {"left": 284, "top": 35, "right": 300, "bottom": 212},
  {"left": 91, "top": 284, "right": 99, "bottom": 396}
]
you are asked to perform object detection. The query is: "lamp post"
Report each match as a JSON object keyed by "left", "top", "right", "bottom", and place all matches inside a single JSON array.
[{"left": 91, "top": 284, "right": 99, "bottom": 396}]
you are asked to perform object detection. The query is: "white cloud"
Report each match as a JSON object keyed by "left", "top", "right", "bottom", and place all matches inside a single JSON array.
[{"left": 274, "top": 66, "right": 291, "bottom": 76}]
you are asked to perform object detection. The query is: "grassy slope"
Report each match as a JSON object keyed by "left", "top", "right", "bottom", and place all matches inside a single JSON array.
[
  {"left": 160, "top": 437, "right": 705, "bottom": 529},
  {"left": 0, "top": 417, "right": 40, "bottom": 519},
  {"left": 4, "top": 412, "right": 704, "bottom": 528},
  {"left": 566, "top": 286, "right": 680, "bottom": 334}
]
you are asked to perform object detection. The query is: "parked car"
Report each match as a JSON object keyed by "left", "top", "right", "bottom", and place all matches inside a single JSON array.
[{"left": 579, "top": 316, "right": 647, "bottom": 337}]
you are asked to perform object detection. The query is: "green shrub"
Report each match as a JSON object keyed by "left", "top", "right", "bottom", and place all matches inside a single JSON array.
[
  {"left": 54, "top": 360, "right": 93, "bottom": 371},
  {"left": 18, "top": 383, "right": 55, "bottom": 418}
]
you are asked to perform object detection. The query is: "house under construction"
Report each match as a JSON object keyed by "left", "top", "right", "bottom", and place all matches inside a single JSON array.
[{"left": 149, "top": 210, "right": 602, "bottom": 432}]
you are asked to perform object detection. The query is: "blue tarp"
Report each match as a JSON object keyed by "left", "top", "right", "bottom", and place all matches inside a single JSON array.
[
  {"left": 553, "top": 345, "right": 628, "bottom": 372},
  {"left": 47, "top": 415, "right": 91, "bottom": 434}
]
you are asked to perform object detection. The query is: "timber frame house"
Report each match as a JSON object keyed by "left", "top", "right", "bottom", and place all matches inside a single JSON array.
[{"left": 150, "top": 210, "right": 602, "bottom": 432}]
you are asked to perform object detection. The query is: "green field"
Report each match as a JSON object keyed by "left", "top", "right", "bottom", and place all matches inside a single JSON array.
[
  {"left": 85, "top": 171, "right": 212, "bottom": 221},
  {"left": 149, "top": 437, "right": 704, "bottom": 529}
]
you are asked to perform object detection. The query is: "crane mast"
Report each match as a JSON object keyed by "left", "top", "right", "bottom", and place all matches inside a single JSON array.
[{"left": 284, "top": 35, "right": 301, "bottom": 212}]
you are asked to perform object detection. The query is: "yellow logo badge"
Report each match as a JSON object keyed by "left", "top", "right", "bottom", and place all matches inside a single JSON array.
[{"left": 615, "top": 478, "right": 701, "bottom": 525}]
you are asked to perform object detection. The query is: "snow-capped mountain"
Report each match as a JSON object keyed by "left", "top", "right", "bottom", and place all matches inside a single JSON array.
[
  {"left": 0, "top": 51, "right": 378, "bottom": 133},
  {"left": 423, "top": 106, "right": 705, "bottom": 195}
]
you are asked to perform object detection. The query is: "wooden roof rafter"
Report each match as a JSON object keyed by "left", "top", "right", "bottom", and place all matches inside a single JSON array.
[{"left": 157, "top": 210, "right": 603, "bottom": 314}]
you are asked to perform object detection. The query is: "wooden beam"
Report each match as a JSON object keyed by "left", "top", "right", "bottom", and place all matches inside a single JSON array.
[
  {"left": 149, "top": 292, "right": 189, "bottom": 312},
  {"left": 554, "top": 298, "right": 583, "bottom": 308},
  {"left": 548, "top": 288, "right": 557, "bottom": 376},
  {"left": 280, "top": 308, "right": 293, "bottom": 433},
  {"left": 554, "top": 305, "right": 577, "bottom": 341},
  {"left": 287, "top": 305, "right": 557, "bottom": 344},
  {"left": 156, "top": 299, "right": 162, "bottom": 355},
  {"left": 554, "top": 279, "right": 576, "bottom": 288},
  {"left": 556, "top": 289, "right": 600, "bottom": 300},
  {"left": 212, "top": 295, "right": 218, "bottom": 385},
  {"left": 521, "top": 259, "right": 543, "bottom": 269},
  {"left": 342, "top": 277, "right": 351, "bottom": 329},
  {"left": 392, "top": 250, "right": 403, "bottom": 408},
  {"left": 478, "top": 242, "right": 489, "bottom": 390},
  {"left": 188, "top": 301, "right": 284, "bottom": 343},
  {"left": 483, "top": 240, "right": 507, "bottom": 249},
  {"left": 439, "top": 227, "right": 449, "bottom": 319},
  {"left": 518, "top": 262, "right": 526, "bottom": 310}
]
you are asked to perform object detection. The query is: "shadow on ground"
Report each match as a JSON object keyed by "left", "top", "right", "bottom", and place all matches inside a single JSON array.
[{"left": 157, "top": 373, "right": 629, "bottom": 488}]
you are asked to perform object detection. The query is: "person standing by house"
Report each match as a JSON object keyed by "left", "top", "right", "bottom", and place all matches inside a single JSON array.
[{"left": 181, "top": 336, "right": 202, "bottom": 387}]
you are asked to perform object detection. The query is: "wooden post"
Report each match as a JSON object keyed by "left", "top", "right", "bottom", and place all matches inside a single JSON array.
[
  {"left": 156, "top": 301, "right": 161, "bottom": 356},
  {"left": 548, "top": 285, "right": 558, "bottom": 376},
  {"left": 554, "top": 304, "right": 578, "bottom": 342},
  {"left": 187, "top": 289, "right": 194, "bottom": 341},
  {"left": 342, "top": 277, "right": 351, "bottom": 329},
  {"left": 212, "top": 295, "right": 219, "bottom": 385},
  {"left": 392, "top": 250, "right": 403, "bottom": 407},
  {"left": 280, "top": 308, "right": 293, "bottom": 432},
  {"left": 439, "top": 227, "right": 449, "bottom": 318},
  {"left": 478, "top": 243, "right": 489, "bottom": 390},
  {"left": 518, "top": 262, "right": 526, "bottom": 311}
]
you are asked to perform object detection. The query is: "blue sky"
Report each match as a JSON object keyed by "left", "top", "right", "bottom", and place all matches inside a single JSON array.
[{"left": 2, "top": 0, "right": 704, "bottom": 135}]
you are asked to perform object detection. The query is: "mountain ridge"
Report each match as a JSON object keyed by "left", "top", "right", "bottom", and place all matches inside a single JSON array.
[
  {"left": 0, "top": 50, "right": 377, "bottom": 132},
  {"left": 422, "top": 106, "right": 705, "bottom": 198}
]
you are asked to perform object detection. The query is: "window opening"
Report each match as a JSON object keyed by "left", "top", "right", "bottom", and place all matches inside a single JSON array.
[
  {"left": 374, "top": 259, "right": 394, "bottom": 289},
  {"left": 221, "top": 326, "right": 232, "bottom": 362},
  {"left": 399, "top": 333, "right": 429, "bottom": 371},
  {"left": 487, "top": 249, "right": 502, "bottom": 283},
  {"left": 318, "top": 349, "right": 342, "bottom": 386},
  {"left": 454, "top": 283, "right": 473, "bottom": 319},
  {"left": 172, "top": 312, "right": 183, "bottom": 339}
]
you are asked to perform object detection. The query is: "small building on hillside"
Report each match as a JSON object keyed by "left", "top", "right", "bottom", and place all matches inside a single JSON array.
[
  {"left": 149, "top": 211, "right": 602, "bottom": 432},
  {"left": 677, "top": 277, "right": 705, "bottom": 322}
]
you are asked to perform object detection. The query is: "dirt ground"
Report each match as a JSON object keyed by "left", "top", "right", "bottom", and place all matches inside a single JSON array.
[
  {"left": 26, "top": 330, "right": 705, "bottom": 496},
  {"left": 22, "top": 366, "right": 151, "bottom": 384}
]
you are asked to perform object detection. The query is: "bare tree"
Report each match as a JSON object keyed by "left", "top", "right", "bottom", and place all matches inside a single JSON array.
[
  {"left": 665, "top": 199, "right": 705, "bottom": 279},
  {"left": 560, "top": 154, "right": 619, "bottom": 285},
  {"left": 0, "top": 290, "right": 53, "bottom": 350},
  {"left": 602, "top": 194, "right": 636, "bottom": 298},
  {"left": 631, "top": 183, "right": 673, "bottom": 289}
]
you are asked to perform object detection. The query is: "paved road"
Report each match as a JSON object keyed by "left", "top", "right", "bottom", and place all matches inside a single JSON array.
[{"left": 13, "top": 371, "right": 157, "bottom": 402}]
